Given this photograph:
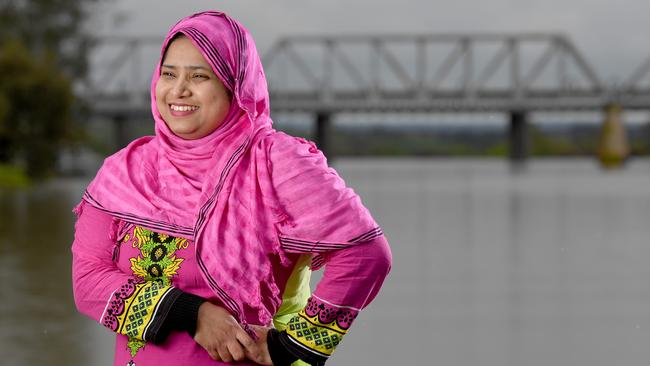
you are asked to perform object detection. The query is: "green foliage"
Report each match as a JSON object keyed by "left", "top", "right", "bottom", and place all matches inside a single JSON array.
[
  {"left": 0, "top": 0, "right": 107, "bottom": 180},
  {"left": 0, "top": 0, "right": 103, "bottom": 79},
  {"left": 486, "top": 143, "right": 508, "bottom": 157},
  {"left": 0, "top": 41, "right": 74, "bottom": 179},
  {"left": 529, "top": 124, "right": 578, "bottom": 156},
  {"left": 629, "top": 122, "right": 650, "bottom": 155},
  {"left": 0, "top": 164, "right": 30, "bottom": 188}
]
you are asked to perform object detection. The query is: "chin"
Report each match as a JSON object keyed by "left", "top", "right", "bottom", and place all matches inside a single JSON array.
[{"left": 167, "top": 125, "right": 198, "bottom": 138}]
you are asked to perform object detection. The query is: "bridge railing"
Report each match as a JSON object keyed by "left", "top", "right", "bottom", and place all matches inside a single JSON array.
[
  {"left": 624, "top": 54, "right": 650, "bottom": 93},
  {"left": 262, "top": 33, "right": 605, "bottom": 110},
  {"left": 83, "top": 33, "right": 650, "bottom": 114},
  {"left": 80, "top": 36, "right": 162, "bottom": 104}
]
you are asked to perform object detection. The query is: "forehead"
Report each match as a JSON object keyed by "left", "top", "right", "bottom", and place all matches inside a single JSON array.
[{"left": 162, "top": 36, "right": 210, "bottom": 67}]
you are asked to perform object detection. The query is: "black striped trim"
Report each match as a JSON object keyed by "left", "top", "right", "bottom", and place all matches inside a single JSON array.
[
  {"left": 279, "top": 332, "right": 328, "bottom": 365},
  {"left": 196, "top": 248, "right": 242, "bottom": 321},
  {"left": 279, "top": 226, "right": 384, "bottom": 253},
  {"left": 226, "top": 16, "right": 246, "bottom": 85},
  {"left": 142, "top": 287, "right": 181, "bottom": 342},
  {"left": 180, "top": 27, "right": 235, "bottom": 90},
  {"left": 200, "top": 11, "right": 246, "bottom": 86},
  {"left": 83, "top": 191, "right": 194, "bottom": 237},
  {"left": 280, "top": 240, "right": 350, "bottom": 253},
  {"left": 193, "top": 138, "right": 249, "bottom": 235},
  {"left": 192, "top": 138, "right": 251, "bottom": 323},
  {"left": 349, "top": 226, "right": 384, "bottom": 243},
  {"left": 311, "top": 255, "right": 327, "bottom": 269}
]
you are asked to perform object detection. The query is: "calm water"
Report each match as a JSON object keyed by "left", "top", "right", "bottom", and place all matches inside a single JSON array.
[{"left": 2, "top": 158, "right": 650, "bottom": 365}]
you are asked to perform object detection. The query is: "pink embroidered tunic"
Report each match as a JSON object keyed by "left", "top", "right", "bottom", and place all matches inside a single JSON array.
[{"left": 72, "top": 201, "right": 391, "bottom": 365}]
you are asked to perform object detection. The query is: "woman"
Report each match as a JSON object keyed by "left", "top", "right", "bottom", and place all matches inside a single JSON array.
[{"left": 72, "top": 10, "right": 391, "bottom": 366}]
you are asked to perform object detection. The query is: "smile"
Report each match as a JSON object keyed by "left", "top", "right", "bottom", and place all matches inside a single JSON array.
[{"left": 170, "top": 104, "right": 199, "bottom": 112}]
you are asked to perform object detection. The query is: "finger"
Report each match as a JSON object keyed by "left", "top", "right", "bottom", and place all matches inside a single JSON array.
[
  {"left": 244, "top": 346, "right": 262, "bottom": 364},
  {"left": 235, "top": 328, "right": 256, "bottom": 350},
  {"left": 257, "top": 343, "right": 272, "bottom": 365},
  {"left": 208, "top": 349, "right": 221, "bottom": 362},
  {"left": 217, "top": 344, "right": 233, "bottom": 363},
  {"left": 227, "top": 341, "right": 246, "bottom": 362}
]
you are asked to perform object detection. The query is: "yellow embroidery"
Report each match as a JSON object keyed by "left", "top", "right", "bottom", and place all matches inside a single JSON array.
[
  {"left": 115, "top": 281, "right": 173, "bottom": 340},
  {"left": 127, "top": 227, "right": 187, "bottom": 286},
  {"left": 286, "top": 311, "right": 347, "bottom": 357}
]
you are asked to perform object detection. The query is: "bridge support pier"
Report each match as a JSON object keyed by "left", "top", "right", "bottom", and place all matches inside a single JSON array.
[
  {"left": 113, "top": 114, "right": 129, "bottom": 149},
  {"left": 509, "top": 110, "right": 529, "bottom": 167},
  {"left": 315, "top": 112, "right": 332, "bottom": 158}
]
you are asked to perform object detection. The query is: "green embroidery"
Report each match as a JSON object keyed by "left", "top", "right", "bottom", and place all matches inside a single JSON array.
[
  {"left": 128, "top": 338, "right": 146, "bottom": 358},
  {"left": 129, "top": 226, "right": 187, "bottom": 287}
]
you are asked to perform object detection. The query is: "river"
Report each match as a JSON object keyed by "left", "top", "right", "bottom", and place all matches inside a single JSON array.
[{"left": 2, "top": 158, "right": 650, "bottom": 365}]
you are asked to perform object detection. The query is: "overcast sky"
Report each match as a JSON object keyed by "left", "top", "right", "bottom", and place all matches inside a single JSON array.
[{"left": 90, "top": 0, "right": 650, "bottom": 85}]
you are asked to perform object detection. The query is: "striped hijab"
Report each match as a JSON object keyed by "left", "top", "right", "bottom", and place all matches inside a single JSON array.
[{"left": 83, "top": 11, "right": 380, "bottom": 327}]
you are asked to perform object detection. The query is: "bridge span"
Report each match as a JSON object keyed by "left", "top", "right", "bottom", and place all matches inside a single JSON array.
[{"left": 84, "top": 33, "right": 650, "bottom": 161}]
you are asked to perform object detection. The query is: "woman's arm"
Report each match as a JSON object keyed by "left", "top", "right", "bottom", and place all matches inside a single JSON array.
[
  {"left": 71, "top": 201, "right": 264, "bottom": 363},
  {"left": 264, "top": 133, "right": 393, "bottom": 365},
  {"left": 71, "top": 201, "right": 203, "bottom": 344}
]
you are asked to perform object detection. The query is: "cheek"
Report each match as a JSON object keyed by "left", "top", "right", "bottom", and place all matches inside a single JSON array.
[
  {"left": 155, "top": 82, "right": 167, "bottom": 106},
  {"left": 205, "top": 91, "right": 230, "bottom": 112}
]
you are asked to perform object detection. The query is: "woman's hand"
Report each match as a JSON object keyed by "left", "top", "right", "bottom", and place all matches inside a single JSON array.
[
  {"left": 193, "top": 302, "right": 258, "bottom": 363},
  {"left": 245, "top": 325, "right": 273, "bottom": 365}
]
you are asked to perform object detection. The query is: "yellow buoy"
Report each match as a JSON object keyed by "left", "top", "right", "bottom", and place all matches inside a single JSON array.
[{"left": 597, "top": 103, "right": 629, "bottom": 168}]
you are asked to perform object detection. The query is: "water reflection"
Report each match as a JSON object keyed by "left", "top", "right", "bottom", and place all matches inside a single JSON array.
[
  {"left": 0, "top": 179, "right": 113, "bottom": 365},
  {"left": 2, "top": 159, "right": 650, "bottom": 365},
  {"left": 333, "top": 158, "right": 650, "bottom": 366}
]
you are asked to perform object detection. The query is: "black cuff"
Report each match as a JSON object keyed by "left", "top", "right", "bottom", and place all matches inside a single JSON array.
[
  {"left": 150, "top": 289, "right": 206, "bottom": 344},
  {"left": 267, "top": 328, "right": 299, "bottom": 366},
  {"left": 272, "top": 329, "right": 328, "bottom": 366}
]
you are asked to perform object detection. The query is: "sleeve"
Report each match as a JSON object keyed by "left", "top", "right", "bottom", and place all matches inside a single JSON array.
[
  {"left": 265, "top": 134, "right": 393, "bottom": 365},
  {"left": 71, "top": 201, "right": 205, "bottom": 346}
]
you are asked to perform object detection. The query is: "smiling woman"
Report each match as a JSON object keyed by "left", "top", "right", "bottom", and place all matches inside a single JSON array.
[
  {"left": 155, "top": 36, "right": 231, "bottom": 140},
  {"left": 71, "top": 10, "right": 391, "bottom": 366}
]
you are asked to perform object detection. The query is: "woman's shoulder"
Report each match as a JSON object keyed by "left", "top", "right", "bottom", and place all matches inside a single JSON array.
[{"left": 259, "top": 130, "right": 325, "bottom": 163}]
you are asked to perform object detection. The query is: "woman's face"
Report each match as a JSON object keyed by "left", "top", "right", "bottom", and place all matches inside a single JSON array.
[{"left": 155, "top": 36, "right": 231, "bottom": 140}]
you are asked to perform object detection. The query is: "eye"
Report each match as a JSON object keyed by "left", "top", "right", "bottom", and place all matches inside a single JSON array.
[
  {"left": 193, "top": 74, "right": 209, "bottom": 80},
  {"left": 161, "top": 71, "right": 175, "bottom": 79}
]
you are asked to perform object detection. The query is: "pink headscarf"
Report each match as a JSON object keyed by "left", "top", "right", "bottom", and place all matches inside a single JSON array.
[{"left": 83, "top": 11, "right": 380, "bottom": 327}]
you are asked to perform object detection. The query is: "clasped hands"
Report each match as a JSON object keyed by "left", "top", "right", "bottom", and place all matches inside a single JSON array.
[{"left": 194, "top": 302, "right": 273, "bottom": 365}]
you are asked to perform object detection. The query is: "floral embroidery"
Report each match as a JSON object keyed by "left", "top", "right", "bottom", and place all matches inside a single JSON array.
[
  {"left": 103, "top": 278, "right": 141, "bottom": 331},
  {"left": 127, "top": 226, "right": 187, "bottom": 286},
  {"left": 101, "top": 280, "right": 175, "bottom": 343},
  {"left": 304, "top": 297, "right": 358, "bottom": 330}
]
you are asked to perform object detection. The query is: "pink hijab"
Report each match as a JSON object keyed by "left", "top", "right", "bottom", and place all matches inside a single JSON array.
[{"left": 83, "top": 11, "right": 380, "bottom": 327}]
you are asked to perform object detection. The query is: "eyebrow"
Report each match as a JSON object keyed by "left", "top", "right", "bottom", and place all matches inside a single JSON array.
[{"left": 162, "top": 64, "right": 212, "bottom": 72}]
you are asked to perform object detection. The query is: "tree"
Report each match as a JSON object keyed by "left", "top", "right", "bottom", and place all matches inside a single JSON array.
[
  {"left": 0, "top": 0, "right": 106, "bottom": 179},
  {"left": 0, "top": 0, "right": 104, "bottom": 79},
  {"left": 0, "top": 41, "right": 74, "bottom": 178}
]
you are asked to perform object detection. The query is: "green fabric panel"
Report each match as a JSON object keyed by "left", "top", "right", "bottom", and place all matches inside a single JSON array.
[
  {"left": 273, "top": 254, "right": 313, "bottom": 366},
  {"left": 273, "top": 254, "right": 312, "bottom": 329}
]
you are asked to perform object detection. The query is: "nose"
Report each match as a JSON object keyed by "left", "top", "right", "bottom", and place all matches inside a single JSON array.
[{"left": 170, "top": 77, "right": 191, "bottom": 98}]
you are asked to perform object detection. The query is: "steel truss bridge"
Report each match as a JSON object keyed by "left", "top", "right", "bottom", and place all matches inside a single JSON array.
[{"left": 85, "top": 33, "right": 650, "bottom": 161}]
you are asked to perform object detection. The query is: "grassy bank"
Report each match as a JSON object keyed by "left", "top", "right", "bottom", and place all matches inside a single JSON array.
[{"left": 0, "top": 164, "right": 30, "bottom": 188}]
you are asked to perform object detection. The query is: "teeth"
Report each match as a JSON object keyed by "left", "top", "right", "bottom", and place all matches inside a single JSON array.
[{"left": 170, "top": 105, "right": 199, "bottom": 112}]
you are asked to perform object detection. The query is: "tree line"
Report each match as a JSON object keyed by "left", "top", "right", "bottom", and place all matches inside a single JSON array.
[{"left": 0, "top": 0, "right": 103, "bottom": 181}]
